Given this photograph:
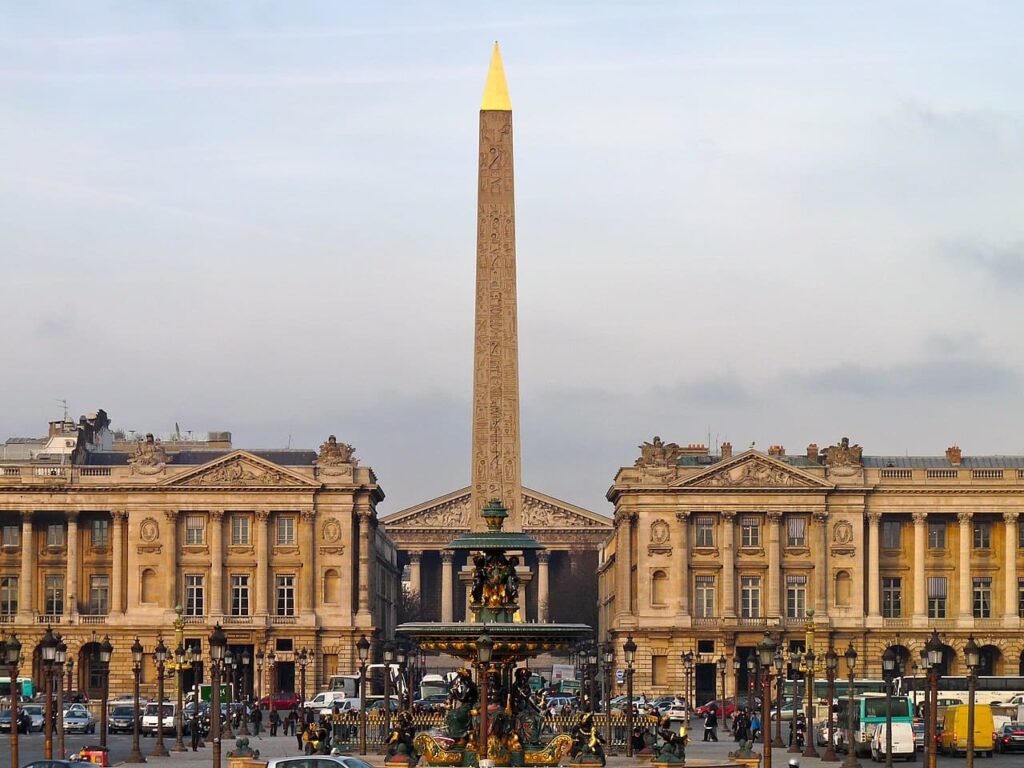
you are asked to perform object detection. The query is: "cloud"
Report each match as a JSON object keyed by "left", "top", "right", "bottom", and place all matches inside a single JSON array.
[
  {"left": 796, "top": 356, "right": 1019, "bottom": 398},
  {"left": 939, "top": 240, "right": 1024, "bottom": 289}
]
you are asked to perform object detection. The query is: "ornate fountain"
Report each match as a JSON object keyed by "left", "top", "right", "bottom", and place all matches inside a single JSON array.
[{"left": 396, "top": 499, "right": 593, "bottom": 767}]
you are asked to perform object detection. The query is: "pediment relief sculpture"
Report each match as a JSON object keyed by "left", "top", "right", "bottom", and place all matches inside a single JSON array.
[
  {"left": 522, "top": 496, "right": 604, "bottom": 528},
  {"left": 692, "top": 458, "right": 818, "bottom": 488},
  {"left": 393, "top": 496, "right": 472, "bottom": 529},
  {"left": 178, "top": 458, "right": 295, "bottom": 487}
]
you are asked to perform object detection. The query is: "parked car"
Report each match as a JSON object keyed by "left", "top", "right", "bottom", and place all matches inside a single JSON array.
[
  {"left": 366, "top": 697, "right": 400, "bottom": 713},
  {"left": 267, "top": 756, "right": 377, "bottom": 768},
  {"left": 870, "top": 721, "right": 917, "bottom": 762},
  {"left": 65, "top": 690, "right": 90, "bottom": 704},
  {"left": 259, "top": 692, "right": 301, "bottom": 710},
  {"left": 995, "top": 723, "right": 1024, "bottom": 753},
  {"left": 911, "top": 719, "right": 926, "bottom": 751},
  {"left": 697, "top": 696, "right": 761, "bottom": 719},
  {"left": 0, "top": 707, "right": 32, "bottom": 733},
  {"left": 21, "top": 703, "right": 45, "bottom": 732},
  {"left": 21, "top": 761, "right": 96, "bottom": 768},
  {"left": 63, "top": 703, "right": 97, "bottom": 733},
  {"left": 141, "top": 701, "right": 176, "bottom": 736},
  {"left": 109, "top": 704, "right": 139, "bottom": 734}
]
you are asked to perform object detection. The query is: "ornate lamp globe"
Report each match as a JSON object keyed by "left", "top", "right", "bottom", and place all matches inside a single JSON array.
[
  {"left": 100, "top": 635, "right": 113, "bottom": 665},
  {"left": 717, "top": 654, "right": 727, "bottom": 673},
  {"left": 131, "top": 637, "right": 144, "bottom": 669},
  {"left": 175, "top": 644, "right": 185, "bottom": 667},
  {"left": 844, "top": 642, "right": 857, "bottom": 674},
  {"left": 826, "top": 647, "right": 838, "bottom": 675},
  {"left": 882, "top": 645, "right": 897, "bottom": 679},
  {"left": 623, "top": 635, "right": 637, "bottom": 666},
  {"left": 964, "top": 635, "right": 981, "bottom": 671},
  {"left": 154, "top": 637, "right": 168, "bottom": 665},
  {"left": 482, "top": 499, "right": 509, "bottom": 532},
  {"left": 209, "top": 624, "right": 227, "bottom": 662},
  {"left": 774, "top": 648, "right": 785, "bottom": 674},
  {"left": 757, "top": 631, "right": 777, "bottom": 667},
  {"left": 41, "top": 625, "right": 59, "bottom": 664},
  {"left": 356, "top": 635, "right": 370, "bottom": 664},
  {"left": 4, "top": 633, "right": 21, "bottom": 666},
  {"left": 476, "top": 632, "right": 494, "bottom": 664},
  {"left": 55, "top": 637, "right": 68, "bottom": 666},
  {"left": 925, "top": 629, "right": 943, "bottom": 668}
]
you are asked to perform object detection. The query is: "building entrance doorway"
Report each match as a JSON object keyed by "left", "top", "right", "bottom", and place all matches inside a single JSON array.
[{"left": 695, "top": 663, "right": 717, "bottom": 709}]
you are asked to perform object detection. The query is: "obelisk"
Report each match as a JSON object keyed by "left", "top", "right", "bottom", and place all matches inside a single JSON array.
[{"left": 470, "top": 43, "right": 523, "bottom": 532}]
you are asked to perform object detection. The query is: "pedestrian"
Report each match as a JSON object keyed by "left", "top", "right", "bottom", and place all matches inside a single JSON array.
[
  {"left": 251, "top": 705, "right": 263, "bottom": 738},
  {"left": 191, "top": 711, "right": 201, "bottom": 752},
  {"left": 704, "top": 707, "right": 719, "bottom": 742},
  {"left": 270, "top": 707, "right": 281, "bottom": 736},
  {"left": 296, "top": 712, "right": 305, "bottom": 750}
]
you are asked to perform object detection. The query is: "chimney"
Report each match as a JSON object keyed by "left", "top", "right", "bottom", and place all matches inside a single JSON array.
[
  {"left": 768, "top": 444, "right": 785, "bottom": 457},
  {"left": 807, "top": 443, "right": 819, "bottom": 462},
  {"left": 946, "top": 445, "right": 962, "bottom": 466},
  {"left": 720, "top": 442, "right": 733, "bottom": 460}
]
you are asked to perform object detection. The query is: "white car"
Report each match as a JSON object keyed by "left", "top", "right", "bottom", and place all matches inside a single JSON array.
[
  {"left": 267, "top": 756, "right": 376, "bottom": 768},
  {"left": 870, "top": 721, "right": 916, "bottom": 762},
  {"left": 141, "top": 702, "right": 176, "bottom": 735}
]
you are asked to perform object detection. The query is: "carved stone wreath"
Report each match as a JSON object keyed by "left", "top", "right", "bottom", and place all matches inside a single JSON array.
[
  {"left": 833, "top": 520, "right": 853, "bottom": 544},
  {"left": 650, "top": 519, "right": 670, "bottom": 545},
  {"left": 140, "top": 518, "right": 159, "bottom": 542},
  {"left": 323, "top": 519, "right": 341, "bottom": 543}
]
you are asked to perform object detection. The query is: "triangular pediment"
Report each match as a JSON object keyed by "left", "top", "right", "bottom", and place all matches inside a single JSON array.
[
  {"left": 161, "top": 450, "right": 318, "bottom": 488},
  {"left": 380, "top": 486, "right": 612, "bottom": 531},
  {"left": 672, "top": 450, "right": 833, "bottom": 490}
]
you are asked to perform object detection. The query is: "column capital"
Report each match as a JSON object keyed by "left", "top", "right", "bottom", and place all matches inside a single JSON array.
[
  {"left": 536, "top": 550, "right": 551, "bottom": 564},
  {"left": 163, "top": 509, "right": 178, "bottom": 522},
  {"left": 407, "top": 550, "right": 423, "bottom": 563},
  {"left": 255, "top": 508, "right": 271, "bottom": 523},
  {"left": 721, "top": 510, "right": 736, "bottom": 523},
  {"left": 356, "top": 506, "right": 374, "bottom": 523},
  {"left": 675, "top": 510, "right": 691, "bottom": 522},
  {"left": 20, "top": 510, "right": 33, "bottom": 523},
  {"left": 66, "top": 509, "right": 81, "bottom": 522},
  {"left": 1003, "top": 511, "right": 1020, "bottom": 524},
  {"left": 866, "top": 510, "right": 882, "bottom": 524},
  {"left": 912, "top": 511, "right": 928, "bottom": 525},
  {"left": 766, "top": 510, "right": 783, "bottom": 523},
  {"left": 812, "top": 509, "right": 829, "bottom": 523},
  {"left": 111, "top": 509, "right": 128, "bottom": 524},
  {"left": 210, "top": 509, "right": 225, "bottom": 522},
  {"left": 440, "top": 549, "right": 455, "bottom": 564},
  {"left": 957, "top": 511, "right": 974, "bottom": 525},
  {"left": 300, "top": 507, "right": 317, "bottom": 522}
]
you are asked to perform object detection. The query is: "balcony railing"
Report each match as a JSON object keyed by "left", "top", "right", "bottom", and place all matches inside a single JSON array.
[
  {"left": 1, "top": 467, "right": 20, "bottom": 477},
  {"left": 182, "top": 615, "right": 204, "bottom": 624},
  {"left": 880, "top": 468, "right": 913, "bottom": 479},
  {"left": 883, "top": 617, "right": 911, "bottom": 628},
  {"left": 37, "top": 614, "right": 63, "bottom": 624},
  {"left": 692, "top": 617, "right": 718, "bottom": 627},
  {"left": 972, "top": 469, "right": 1003, "bottom": 480},
  {"left": 78, "top": 467, "right": 111, "bottom": 477},
  {"left": 0, "top": 613, "right": 15, "bottom": 623},
  {"left": 738, "top": 616, "right": 767, "bottom": 627},
  {"left": 79, "top": 615, "right": 107, "bottom": 625},
  {"left": 271, "top": 615, "right": 297, "bottom": 625},
  {"left": 224, "top": 616, "right": 253, "bottom": 624}
]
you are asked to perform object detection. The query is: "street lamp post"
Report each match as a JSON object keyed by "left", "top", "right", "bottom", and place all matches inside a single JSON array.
[
  {"left": 209, "top": 625, "right": 227, "bottom": 768},
  {"left": 477, "top": 632, "right": 494, "bottom": 761},
  {"left": 241, "top": 649, "right": 251, "bottom": 731},
  {"left": 683, "top": 651, "right": 694, "bottom": 718},
  {"left": 298, "top": 649, "right": 309, "bottom": 707},
  {"left": 151, "top": 638, "right": 169, "bottom": 757},
  {"left": 588, "top": 645, "right": 599, "bottom": 714},
  {"left": 255, "top": 649, "right": 264, "bottom": 708},
  {"left": 773, "top": 648, "right": 786, "bottom": 749},
  {"left": 803, "top": 648, "right": 819, "bottom": 758},
  {"left": 624, "top": 634, "right": 637, "bottom": 757},
  {"left": 173, "top": 644, "right": 187, "bottom": 751},
  {"left": 190, "top": 645, "right": 204, "bottom": 749},
  {"left": 98, "top": 636, "right": 113, "bottom": 749},
  {"left": 758, "top": 632, "right": 778, "bottom": 768},
  {"left": 267, "top": 649, "right": 276, "bottom": 729},
  {"left": 842, "top": 643, "right": 860, "bottom": 768},
  {"left": 396, "top": 642, "right": 409, "bottom": 712},
  {"left": 2, "top": 633, "right": 23, "bottom": 768},
  {"left": 356, "top": 634, "right": 370, "bottom": 755},
  {"left": 67, "top": 658, "right": 74, "bottom": 696},
  {"left": 383, "top": 641, "right": 395, "bottom": 737},
  {"left": 731, "top": 656, "right": 740, "bottom": 732},
  {"left": 41, "top": 625, "right": 58, "bottom": 759},
  {"left": 964, "top": 635, "right": 981, "bottom": 768},
  {"left": 222, "top": 648, "right": 235, "bottom": 739},
  {"left": 823, "top": 647, "right": 839, "bottom": 762},
  {"left": 717, "top": 655, "right": 727, "bottom": 733},
  {"left": 924, "top": 630, "right": 943, "bottom": 768},
  {"left": 882, "top": 646, "right": 897, "bottom": 768},
  {"left": 788, "top": 648, "right": 802, "bottom": 753},
  {"left": 55, "top": 635, "right": 67, "bottom": 760},
  {"left": 127, "top": 637, "right": 146, "bottom": 763},
  {"left": 602, "top": 642, "right": 615, "bottom": 754}
]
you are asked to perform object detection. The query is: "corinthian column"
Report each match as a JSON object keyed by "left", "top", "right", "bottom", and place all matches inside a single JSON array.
[
  {"left": 301, "top": 508, "right": 317, "bottom": 614},
  {"left": 537, "top": 550, "right": 550, "bottom": 622},
  {"left": 356, "top": 506, "right": 373, "bottom": 624},
  {"left": 19, "top": 512, "right": 33, "bottom": 618},
  {"left": 958, "top": 511, "right": 973, "bottom": 623},
  {"left": 440, "top": 550, "right": 454, "bottom": 622},
  {"left": 675, "top": 511, "right": 691, "bottom": 618},
  {"left": 66, "top": 511, "right": 80, "bottom": 616},
  {"left": 1004, "top": 512, "right": 1019, "bottom": 624},
  {"left": 209, "top": 510, "right": 224, "bottom": 616},
  {"left": 867, "top": 511, "right": 882, "bottom": 622},
  {"left": 721, "top": 511, "right": 736, "bottom": 619},
  {"left": 766, "top": 511, "right": 782, "bottom": 618},
  {"left": 912, "top": 512, "right": 928, "bottom": 625},
  {"left": 813, "top": 510, "right": 829, "bottom": 615},
  {"left": 254, "top": 509, "right": 269, "bottom": 615},
  {"left": 110, "top": 511, "right": 127, "bottom": 617},
  {"left": 163, "top": 510, "right": 178, "bottom": 609}
]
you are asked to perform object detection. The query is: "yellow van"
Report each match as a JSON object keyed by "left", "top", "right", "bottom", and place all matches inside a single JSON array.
[{"left": 941, "top": 704, "right": 995, "bottom": 756}]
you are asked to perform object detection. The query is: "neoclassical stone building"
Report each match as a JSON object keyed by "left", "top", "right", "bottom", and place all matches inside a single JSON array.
[
  {"left": 600, "top": 438, "right": 1024, "bottom": 704},
  {"left": 0, "top": 409, "right": 399, "bottom": 699}
]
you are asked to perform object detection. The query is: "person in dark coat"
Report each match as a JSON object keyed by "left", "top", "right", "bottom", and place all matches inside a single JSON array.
[
  {"left": 703, "top": 708, "right": 719, "bottom": 741},
  {"left": 251, "top": 705, "right": 263, "bottom": 737},
  {"left": 269, "top": 707, "right": 281, "bottom": 736}
]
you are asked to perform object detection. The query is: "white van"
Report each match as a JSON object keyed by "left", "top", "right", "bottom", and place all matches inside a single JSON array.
[
  {"left": 870, "top": 721, "right": 916, "bottom": 762},
  {"left": 141, "top": 702, "right": 176, "bottom": 736},
  {"left": 305, "top": 691, "right": 349, "bottom": 710}
]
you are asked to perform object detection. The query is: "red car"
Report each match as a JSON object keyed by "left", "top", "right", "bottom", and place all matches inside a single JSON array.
[
  {"left": 696, "top": 696, "right": 761, "bottom": 719},
  {"left": 259, "top": 692, "right": 301, "bottom": 710}
]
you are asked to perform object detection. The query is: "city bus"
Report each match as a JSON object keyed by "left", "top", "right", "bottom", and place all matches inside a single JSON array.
[
  {"left": 896, "top": 676, "right": 1024, "bottom": 707},
  {"left": 835, "top": 694, "right": 914, "bottom": 756},
  {"left": 782, "top": 678, "right": 888, "bottom": 700},
  {"left": 0, "top": 676, "right": 35, "bottom": 699}
]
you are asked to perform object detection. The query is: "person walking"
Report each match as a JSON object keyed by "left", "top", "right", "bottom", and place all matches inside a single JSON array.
[
  {"left": 269, "top": 707, "right": 280, "bottom": 736},
  {"left": 251, "top": 705, "right": 263, "bottom": 738},
  {"left": 704, "top": 707, "right": 719, "bottom": 742},
  {"left": 190, "top": 710, "right": 201, "bottom": 752}
]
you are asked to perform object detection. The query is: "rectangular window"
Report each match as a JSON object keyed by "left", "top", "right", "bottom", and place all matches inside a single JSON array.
[
  {"left": 276, "top": 516, "right": 296, "bottom": 546},
  {"left": 695, "top": 576, "right": 715, "bottom": 618},
  {"left": 973, "top": 577, "right": 992, "bottom": 619},
  {"left": 786, "top": 575, "right": 807, "bottom": 619},
  {"left": 45, "top": 575, "right": 65, "bottom": 615},
  {"left": 231, "top": 574, "right": 250, "bottom": 616},
  {"left": 91, "top": 519, "right": 109, "bottom": 547},
  {"left": 741, "top": 516, "right": 761, "bottom": 547},
  {"left": 927, "top": 577, "right": 947, "bottom": 619},
  {"left": 1019, "top": 520, "right": 1024, "bottom": 550},
  {"left": 973, "top": 521, "right": 991, "bottom": 549},
  {"left": 740, "top": 576, "right": 761, "bottom": 618},
  {"left": 0, "top": 576, "right": 18, "bottom": 614},
  {"left": 276, "top": 575, "right": 296, "bottom": 616},
  {"left": 1, "top": 525, "right": 19, "bottom": 547},
  {"left": 88, "top": 575, "right": 109, "bottom": 615},
  {"left": 185, "top": 514, "right": 205, "bottom": 546},
  {"left": 786, "top": 517, "right": 806, "bottom": 547},
  {"left": 928, "top": 522, "right": 946, "bottom": 549},
  {"left": 184, "top": 574, "right": 205, "bottom": 616},
  {"left": 652, "top": 655, "right": 668, "bottom": 686},
  {"left": 47, "top": 523, "right": 65, "bottom": 547},
  {"left": 882, "top": 577, "right": 902, "bottom": 618},
  {"left": 231, "top": 515, "right": 250, "bottom": 545},
  {"left": 882, "top": 520, "right": 902, "bottom": 549},
  {"left": 694, "top": 516, "right": 715, "bottom": 548},
  {"left": 1018, "top": 578, "right": 1024, "bottom": 619}
]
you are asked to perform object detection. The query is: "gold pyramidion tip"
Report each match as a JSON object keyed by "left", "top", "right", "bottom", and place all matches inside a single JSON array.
[{"left": 481, "top": 41, "right": 511, "bottom": 111}]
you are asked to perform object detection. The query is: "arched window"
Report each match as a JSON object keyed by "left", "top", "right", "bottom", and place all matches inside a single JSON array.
[
  {"left": 141, "top": 568, "right": 157, "bottom": 603},
  {"left": 834, "top": 571, "right": 852, "bottom": 607},
  {"left": 651, "top": 570, "right": 669, "bottom": 606},
  {"left": 323, "top": 569, "right": 341, "bottom": 604}
]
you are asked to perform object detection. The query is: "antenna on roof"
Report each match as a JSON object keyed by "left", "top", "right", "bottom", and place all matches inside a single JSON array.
[
  {"left": 56, "top": 398, "right": 69, "bottom": 422},
  {"left": 287, "top": 433, "right": 292, "bottom": 449}
]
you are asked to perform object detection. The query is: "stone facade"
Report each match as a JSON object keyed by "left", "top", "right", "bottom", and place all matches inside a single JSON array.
[
  {"left": 0, "top": 410, "right": 399, "bottom": 700},
  {"left": 600, "top": 438, "right": 1024, "bottom": 703}
]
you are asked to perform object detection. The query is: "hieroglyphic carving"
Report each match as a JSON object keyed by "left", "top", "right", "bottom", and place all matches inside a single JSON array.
[{"left": 471, "top": 107, "right": 522, "bottom": 532}]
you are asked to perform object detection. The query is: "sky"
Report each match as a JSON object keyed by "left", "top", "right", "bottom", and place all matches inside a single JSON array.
[{"left": 1, "top": 1, "right": 1023, "bottom": 517}]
